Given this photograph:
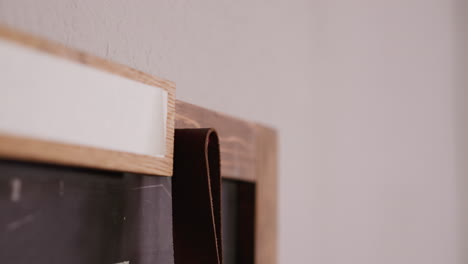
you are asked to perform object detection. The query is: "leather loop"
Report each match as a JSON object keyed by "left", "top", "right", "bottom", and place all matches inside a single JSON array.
[{"left": 172, "top": 128, "right": 223, "bottom": 264}]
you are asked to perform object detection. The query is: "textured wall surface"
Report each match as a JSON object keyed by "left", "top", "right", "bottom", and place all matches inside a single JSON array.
[{"left": 0, "top": 0, "right": 465, "bottom": 263}]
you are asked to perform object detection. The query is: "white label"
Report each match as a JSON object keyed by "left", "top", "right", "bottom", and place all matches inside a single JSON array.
[{"left": 0, "top": 39, "right": 167, "bottom": 157}]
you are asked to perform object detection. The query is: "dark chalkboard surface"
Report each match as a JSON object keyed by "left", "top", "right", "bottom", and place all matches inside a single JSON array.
[
  {"left": 222, "top": 180, "right": 255, "bottom": 264},
  {"left": 0, "top": 160, "right": 173, "bottom": 264}
]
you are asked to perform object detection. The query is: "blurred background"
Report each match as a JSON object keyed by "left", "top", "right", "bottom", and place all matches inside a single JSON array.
[{"left": 1, "top": 0, "right": 466, "bottom": 263}]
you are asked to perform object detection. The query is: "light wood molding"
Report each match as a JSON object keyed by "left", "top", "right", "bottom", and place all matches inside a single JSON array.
[
  {"left": 0, "top": 25, "right": 175, "bottom": 176},
  {"left": 254, "top": 125, "right": 278, "bottom": 264}
]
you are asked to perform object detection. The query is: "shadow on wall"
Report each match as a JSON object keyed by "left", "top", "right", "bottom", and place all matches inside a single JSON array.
[{"left": 454, "top": 0, "right": 468, "bottom": 262}]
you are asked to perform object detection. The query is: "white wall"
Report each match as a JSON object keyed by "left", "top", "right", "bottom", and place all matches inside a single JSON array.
[
  {"left": 0, "top": 0, "right": 465, "bottom": 263},
  {"left": 454, "top": 0, "right": 468, "bottom": 261}
]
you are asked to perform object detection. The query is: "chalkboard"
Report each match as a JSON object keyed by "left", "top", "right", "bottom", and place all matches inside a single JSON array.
[{"left": 0, "top": 160, "right": 173, "bottom": 264}]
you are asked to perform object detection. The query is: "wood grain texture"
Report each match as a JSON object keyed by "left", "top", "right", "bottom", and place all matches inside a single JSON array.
[
  {"left": 254, "top": 125, "right": 278, "bottom": 264},
  {"left": 175, "top": 101, "right": 257, "bottom": 182},
  {"left": 0, "top": 25, "right": 175, "bottom": 176}
]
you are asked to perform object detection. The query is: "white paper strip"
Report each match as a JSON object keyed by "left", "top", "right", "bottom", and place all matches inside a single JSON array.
[{"left": 0, "top": 39, "right": 167, "bottom": 157}]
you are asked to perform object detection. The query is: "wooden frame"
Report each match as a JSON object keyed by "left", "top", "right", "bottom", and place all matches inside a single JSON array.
[
  {"left": 0, "top": 26, "right": 278, "bottom": 264},
  {"left": 0, "top": 26, "right": 175, "bottom": 177}
]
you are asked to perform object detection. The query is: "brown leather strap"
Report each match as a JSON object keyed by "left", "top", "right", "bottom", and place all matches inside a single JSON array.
[{"left": 172, "top": 129, "right": 223, "bottom": 264}]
